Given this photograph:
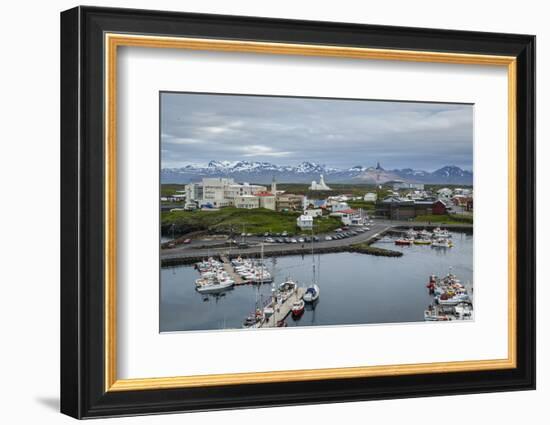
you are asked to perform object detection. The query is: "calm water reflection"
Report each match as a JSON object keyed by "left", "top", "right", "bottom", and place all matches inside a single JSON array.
[{"left": 160, "top": 231, "right": 473, "bottom": 332}]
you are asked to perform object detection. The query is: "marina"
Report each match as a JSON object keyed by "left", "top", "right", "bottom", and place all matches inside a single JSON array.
[{"left": 160, "top": 230, "right": 473, "bottom": 332}]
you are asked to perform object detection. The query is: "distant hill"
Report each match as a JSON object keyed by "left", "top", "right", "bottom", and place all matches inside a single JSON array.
[{"left": 161, "top": 160, "right": 473, "bottom": 185}]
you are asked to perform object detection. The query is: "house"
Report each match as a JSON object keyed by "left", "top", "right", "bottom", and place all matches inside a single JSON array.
[
  {"left": 303, "top": 208, "right": 323, "bottom": 218},
  {"left": 297, "top": 214, "right": 314, "bottom": 230},
  {"left": 432, "top": 200, "right": 448, "bottom": 215},
  {"left": 335, "top": 209, "right": 365, "bottom": 226},
  {"left": 363, "top": 192, "right": 377, "bottom": 202}
]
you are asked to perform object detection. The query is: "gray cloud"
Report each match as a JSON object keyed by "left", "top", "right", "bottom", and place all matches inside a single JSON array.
[{"left": 161, "top": 92, "right": 473, "bottom": 171}]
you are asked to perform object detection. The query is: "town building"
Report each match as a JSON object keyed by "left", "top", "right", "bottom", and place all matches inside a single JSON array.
[
  {"left": 234, "top": 195, "right": 260, "bottom": 209},
  {"left": 184, "top": 177, "right": 267, "bottom": 209},
  {"left": 376, "top": 196, "right": 448, "bottom": 219},
  {"left": 393, "top": 182, "right": 425, "bottom": 191},
  {"left": 303, "top": 208, "right": 323, "bottom": 218},
  {"left": 256, "top": 192, "right": 276, "bottom": 210},
  {"left": 297, "top": 214, "right": 314, "bottom": 230},
  {"left": 363, "top": 192, "right": 377, "bottom": 202},
  {"left": 331, "top": 202, "right": 351, "bottom": 213},
  {"left": 437, "top": 187, "right": 453, "bottom": 200},
  {"left": 309, "top": 174, "right": 332, "bottom": 191},
  {"left": 276, "top": 194, "right": 305, "bottom": 211}
]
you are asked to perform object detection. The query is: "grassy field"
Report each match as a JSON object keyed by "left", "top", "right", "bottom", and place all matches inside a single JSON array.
[
  {"left": 414, "top": 214, "right": 473, "bottom": 225},
  {"left": 161, "top": 207, "right": 342, "bottom": 236},
  {"left": 161, "top": 184, "right": 186, "bottom": 197}
]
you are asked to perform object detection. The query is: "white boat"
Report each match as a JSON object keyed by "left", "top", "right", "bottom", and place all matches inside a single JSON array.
[
  {"left": 377, "top": 236, "right": 394, "bottom": 243},
  {"left": 433, "top": 227, "right": 452, "bottom": 238},
  {"left": 303, "top": 284, "right": 320, "bottom": 303},
  {"left": 431, "top": 238, "right": 453, "bottom": 248},
  {"left": 196, "top": 279, "right": 234, "bottom": 293},
  {"left": 437, "top": 293, "right": 470, "bottom": 306}
]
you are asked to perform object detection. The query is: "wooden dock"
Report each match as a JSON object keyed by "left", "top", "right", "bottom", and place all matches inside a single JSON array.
[
  {"left": 261, "top": 287, "right": 306, "bottom": 328},
  {"left": 220, "top": 256, "right": 245, "bottom": 285}
]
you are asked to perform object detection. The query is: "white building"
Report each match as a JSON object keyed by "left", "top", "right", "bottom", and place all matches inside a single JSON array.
[
  {"left": 234, "top": 195, "right": 260, "bottom": 209},
  {"left": 185, "top": 177, "right": 267, "bottom": 208},
  {"left": 309, "top": 174, "right": 332, "bottom": 191},
  {"left": 332, "top": 202, "right": 351, "bottom": 213},
  {"left": 303, "top": 208, "right": 323, "bottom": 218},
  {"left": 437, "top": 187, "right": 453, "bottom": 200},
  {"left": 393, "top": 182, "right": 425, "bottom": 191},
  {"left": 297, "top": 214, "right": 314, "bottom": 230},
  {"left": 363, "top": 192, "right": 377, "bottom": 202},
  {"left": 256, "top": 192, "right": 276, "bottom": 210}
]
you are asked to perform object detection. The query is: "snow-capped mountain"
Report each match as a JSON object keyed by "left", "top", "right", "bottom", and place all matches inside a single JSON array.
[{"left": 161, "top": 161, "right": 473, "bottom": 185}]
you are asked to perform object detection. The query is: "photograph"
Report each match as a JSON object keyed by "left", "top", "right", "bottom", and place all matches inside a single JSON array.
[{"left": 159, "top": 92, "right": 474, "bottom": 332}]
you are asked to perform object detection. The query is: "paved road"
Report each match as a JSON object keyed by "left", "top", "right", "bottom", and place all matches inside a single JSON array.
[{"left": 161, "top": 223, "right": 391, "bottom": 261}]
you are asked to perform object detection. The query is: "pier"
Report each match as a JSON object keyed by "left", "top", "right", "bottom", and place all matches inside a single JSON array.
[
  {"left": 261, "top": 287, "right": 306, "bottom": 328},
  {"left": 219, "top": 256, "right": 246, "bottom": 285}
]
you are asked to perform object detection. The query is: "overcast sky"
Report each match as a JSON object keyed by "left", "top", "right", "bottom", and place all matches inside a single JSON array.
[{"left": 161, "top": 92, "right": 473, "bottom": 171}]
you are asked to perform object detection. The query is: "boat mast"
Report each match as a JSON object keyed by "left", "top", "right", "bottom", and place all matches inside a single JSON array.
[{"left": 311, "top": 228, "right": 316, "bottom": 285}]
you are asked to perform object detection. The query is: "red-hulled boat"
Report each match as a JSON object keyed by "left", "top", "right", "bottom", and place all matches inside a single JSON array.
[
  {"left": 291, "top": 299, "right": 305, "bottom": 317},
  {"left": 395, "top": 239, "right": 413, "bottom": 246}
]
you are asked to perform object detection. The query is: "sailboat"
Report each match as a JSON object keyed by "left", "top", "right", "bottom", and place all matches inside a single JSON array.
[{"left": 303, "top": 230, "right": 320, "bottom": 303}]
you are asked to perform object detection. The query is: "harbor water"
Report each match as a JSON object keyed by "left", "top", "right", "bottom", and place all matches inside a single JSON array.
[{"left": 160, "top": 231, "right": 473, "bottom": 332}]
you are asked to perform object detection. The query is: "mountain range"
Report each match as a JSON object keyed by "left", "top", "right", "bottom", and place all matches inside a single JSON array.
[{"left": 161, "top": 160, "right": 473, "bottom": 185}]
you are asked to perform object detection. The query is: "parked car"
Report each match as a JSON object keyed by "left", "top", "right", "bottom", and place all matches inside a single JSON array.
[
  {"left": 290, "top": 238, "right": 298, "bottom": 243},
  {"left": 325, "top": 236, "right": 332, "bottom": 241},
  {"left": 284, "top": 238, "right": 291, "bottom": 243},
  {"left": 313, "top": 236, "right": 320, "bottom": 242},
  {"left": 183, "top": 239, "right": 191, "bottom": 244},
  {"left": 265, "top": 238, "right": 275, "bottom": 243},
  {"left": 298, "top": 238, "right": 305, "bottom": 243}
]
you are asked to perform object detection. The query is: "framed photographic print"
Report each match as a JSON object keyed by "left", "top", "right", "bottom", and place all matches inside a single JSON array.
[{"left": 60, "top": 6, "right": 536, "bottom": 419}]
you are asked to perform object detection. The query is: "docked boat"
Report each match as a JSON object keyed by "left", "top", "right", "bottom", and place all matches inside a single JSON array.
[
  {"left": 196, "top": 278, "right": 234, "bottom": 293},
  {"left": 291, "top": 299, "right": 305, "bottom": 316},
  {"left": 431, "top": 238, "right": 453, "bottom": 248},
  {"left": 303, "top": 284, "right": 320, "bottom": 303},
  {"left": 395, "top": 239, "right": 413, "bottom": 246},
  {"left": 304, "top": 233, "right": 320, "bottom": 303},
  {"left": 433, "top": 227, "right": 452, "bottom": 238},
  {"left": 377, "top": 236, "right": 394, "bottom": 243},
  {"left": 437, "top": 292, "right": 470, "bottom": 306},
  {"left": 414, "top": 239, "right": 432, "bottom": 245}
]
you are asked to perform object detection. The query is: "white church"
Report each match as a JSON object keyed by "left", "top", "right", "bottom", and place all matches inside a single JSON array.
[{"left": 309, "top": 174, "right": 332, "bottom": 191}]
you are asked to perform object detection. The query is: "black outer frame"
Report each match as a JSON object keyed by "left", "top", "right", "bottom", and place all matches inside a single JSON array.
[{"left": 60, "top": 6, "right": 535, "bottom": 419}]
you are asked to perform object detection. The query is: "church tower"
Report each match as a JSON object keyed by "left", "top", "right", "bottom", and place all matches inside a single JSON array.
[{"left": 271, "top": 176, "right": 277, "bottom": 196}]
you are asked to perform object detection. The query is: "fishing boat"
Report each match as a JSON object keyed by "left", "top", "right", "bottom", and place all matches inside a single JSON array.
[
  {"left": 196, "top": 278, "right": 234, "bottom": 293},
  {"left": 436, "top": 292, "right": 470, "bottom": 306},
  {"left": 395, "top": 239, "right": 413, "bottom": 246},
  {"left": 291, "top": 299, "right": 305, "bottom": 317}
]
